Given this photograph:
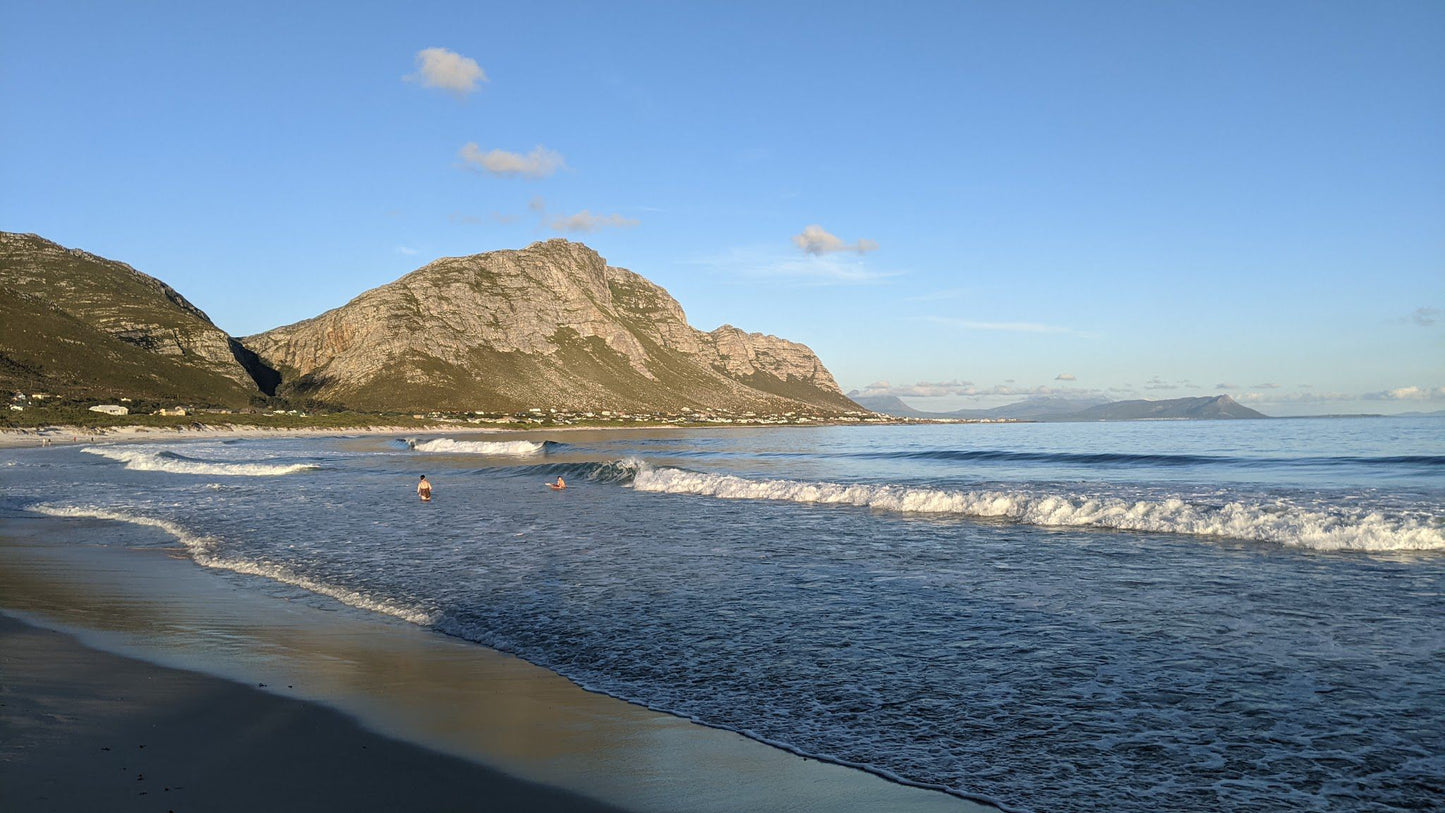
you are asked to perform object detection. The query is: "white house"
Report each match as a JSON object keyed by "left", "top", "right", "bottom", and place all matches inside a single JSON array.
[{"left": 88, "top": 404, "right": 129, "bottom": 416}]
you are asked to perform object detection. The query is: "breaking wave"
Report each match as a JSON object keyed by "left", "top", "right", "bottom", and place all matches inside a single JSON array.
[
  {"left": 29, "top": 504, "right": 434, "bottom": 626},
  {"left": 83, "top": 447, "right": 319, "bottom": 476},
  {"left": 858, "top": 449, "right": 1445, "bottom": 469},
  {"left": 405, "top": 437, "right": 547, "bottom": 456},
  {"left": 627, "top": 463, "right": 1444, "bottom": 552}
]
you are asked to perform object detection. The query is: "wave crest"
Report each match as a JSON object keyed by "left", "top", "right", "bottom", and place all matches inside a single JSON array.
[
  {"left": 83, "top": 447, "right": 319, "bottom": 476},
  {"left": 406, "top": 437, "right": 546, "bottom": 456},
  {"left": 629, "top": 465, "right": 1444, "bottom": 552},
  {"left": 30, "top": 504, "right": 434, "bottom": 625}
]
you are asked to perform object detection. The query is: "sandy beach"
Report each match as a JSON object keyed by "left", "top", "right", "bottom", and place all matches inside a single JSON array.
[
  {"left": 0, "top": 614, "right": 625, "bottom": 813},
  {"left": 0, "top": 423, "right": 458, "bottom": 450},
  {"left": 0, "top": 510, "right": 991, "bottom": 812}
]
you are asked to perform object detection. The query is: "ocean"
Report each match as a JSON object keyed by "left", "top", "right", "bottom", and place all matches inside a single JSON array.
[{"left": 2, "top": 417, "right": 1441, "bottom": 812}]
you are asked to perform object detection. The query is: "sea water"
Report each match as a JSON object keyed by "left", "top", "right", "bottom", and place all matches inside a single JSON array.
[{"left": 2, "top": 418, "right": 1441, "bottom": 812}]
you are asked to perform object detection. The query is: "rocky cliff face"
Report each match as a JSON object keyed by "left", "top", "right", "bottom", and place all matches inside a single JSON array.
[
  {"left": 0, "top": 232, "right": 263, "bottom": 404},
  {"left": 243, "top": 239, "right": 856, "bottom": 413}
]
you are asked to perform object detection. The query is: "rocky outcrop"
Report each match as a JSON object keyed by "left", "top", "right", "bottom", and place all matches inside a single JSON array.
[
  {"left": 244, "top": 239, "right": 857, "bottom": 413},
  {"left": 0, "top": 232, "right": 264, "bottom": 404}
]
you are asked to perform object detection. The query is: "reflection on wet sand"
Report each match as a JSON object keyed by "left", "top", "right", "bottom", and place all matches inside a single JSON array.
[{"left": 0, "top": 517, "right": 985, "bottom": 812}]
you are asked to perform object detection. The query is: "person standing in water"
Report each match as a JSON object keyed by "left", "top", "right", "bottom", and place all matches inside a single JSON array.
[{"left": 417, "top": 474, "right": 433, "bottom": 502}]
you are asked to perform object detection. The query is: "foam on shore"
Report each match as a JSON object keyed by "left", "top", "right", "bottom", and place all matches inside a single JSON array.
[{"left": 29, "top": 504, "right": 433, "bottom": 625}]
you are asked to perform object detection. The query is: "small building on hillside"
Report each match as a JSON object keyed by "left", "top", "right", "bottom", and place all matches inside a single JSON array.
[{"left": 88, "top": 404, "right": 129, "bottom": 416}]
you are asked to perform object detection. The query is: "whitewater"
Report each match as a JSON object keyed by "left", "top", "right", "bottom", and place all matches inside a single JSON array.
[{"left": 2, "top": 417, "right": 1441, "bottom": 812}]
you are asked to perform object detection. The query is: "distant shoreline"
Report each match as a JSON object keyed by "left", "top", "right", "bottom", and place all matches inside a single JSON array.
[{"left": 0, "top": 417, "right": 904, "bottom": 449}]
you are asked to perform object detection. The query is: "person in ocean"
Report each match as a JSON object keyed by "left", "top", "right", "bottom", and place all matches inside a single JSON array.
[
  {"left": 417, "top": 474, "right": 433, "bottom": 501},
  {"left": 548, "top": 476, "right": 566, "bottom": 490}
]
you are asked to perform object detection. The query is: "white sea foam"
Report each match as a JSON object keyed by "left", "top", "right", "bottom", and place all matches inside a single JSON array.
[
  {"left": 83, "top": 447, "right": 319, "bottom": 476},
  {"left": 628, "top": 464, "right": 1445, "bottom": 552},
  {"left": 32, "top": 504, "right": 434, "bottom": 626},
  {"left": 407, "top": 438, "right": 545, "bottom": 456}
]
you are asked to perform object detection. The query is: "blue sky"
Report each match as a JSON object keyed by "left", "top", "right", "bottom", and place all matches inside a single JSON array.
[{"left": 3, "top": 1, "right": 1441, "bottom": 415}]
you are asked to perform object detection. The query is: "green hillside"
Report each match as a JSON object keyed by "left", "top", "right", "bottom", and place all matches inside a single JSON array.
[{"left": 0, "top": 232, "right": 262, "bottom": 406}]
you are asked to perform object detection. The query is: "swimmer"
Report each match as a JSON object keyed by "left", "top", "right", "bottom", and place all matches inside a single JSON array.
[
  {"left": 547, "top": 476, "right": 566, "bottom": 490},
  {"left": 417, "top": 474, "right": 433, "bottom": 502}
]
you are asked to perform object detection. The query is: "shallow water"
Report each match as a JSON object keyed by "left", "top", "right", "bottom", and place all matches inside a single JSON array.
[{"left": 2, "top": 417, "right": 1442, "bottom": 812}]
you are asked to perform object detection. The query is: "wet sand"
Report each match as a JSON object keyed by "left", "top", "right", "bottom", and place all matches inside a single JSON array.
[
  {"left": 0, "top": 614, "right": 625, "bottom": 813},
  {"left": 0, "top": 515, "right": 993, "bottom": 812}
]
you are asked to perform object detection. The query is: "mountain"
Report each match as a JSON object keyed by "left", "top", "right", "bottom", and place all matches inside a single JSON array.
[
  {"left": 854, "top": 393, "right": 1268, "bottom": 421},
  {"left": 0, "top": 232, "right": 269, "bottom": 406},
  {"left": 948, "top": 396, "right": 1113, "bottom": 421},
  {"left": 242, "top": 239, "right": 858, "bottom": 413},
  {"left": 1069, "top": 395, "right": 1265, "bottom": 421},
  {"left": 849, "top": 394, "right": 1112, "bottom": 420}
]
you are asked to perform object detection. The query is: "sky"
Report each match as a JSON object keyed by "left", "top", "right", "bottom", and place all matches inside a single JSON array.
[{"left": 2, "top": 1, "right": 1441, "bottom": 416}]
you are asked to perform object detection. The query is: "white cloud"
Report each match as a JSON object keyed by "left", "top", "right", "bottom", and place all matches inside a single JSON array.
[
  {"left": 1215, "top": 382, "right": 1238, "bottom": 390},
  {"left": 920, "top": 316, "right": 1077, "bottom": 334},
  {"left": 395, "top": 245, "right": 419, "bottom": 255},
  {"left": 459, "top": 144, "right": 566, "bottom": 178},
  {"left": 1363, "top": 386, "right": 1445, "bottom": 402},
  {"left": 1055, "top": 373, "right": 1076, "bottom": 381},
  {"left": 1251, "top": 382, "right": 1281, "bottom": 390},
  {"left": 549, "top": 210, "right": 639, "bottom": 233},
  {"left": 1235, "top": 391, "right": 1356, "bottom": 404},
  {"left": 855, "top": 379, "right": 978, "bottom": 398},
  {"left": 792, "top": 224, "right": 878, "bottom": 256},
  {"left": 406, "top": 47, "right": 487, "bottom": 95},
  {"left": 692, "top": 246, "right": 899, "bottom": 286},
  {"left": 1231, "top": 386, "right": 1445, "bottom": 406},
  {"left": 853, "top": 380, "right": 1114, "bottom": 401}
]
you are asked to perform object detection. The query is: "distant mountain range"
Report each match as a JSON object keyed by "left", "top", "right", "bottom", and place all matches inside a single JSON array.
[
  {"left": 850, "top": 393, "right": 1269, "bottom": 421},
  {"left": 1, "top": 232, "right": 858, "bottom": 414}
]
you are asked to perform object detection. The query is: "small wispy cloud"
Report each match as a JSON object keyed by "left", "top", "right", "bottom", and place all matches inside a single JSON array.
[
  {"left": 854, "top": 379, "right": 978, "bottom": 398},
  {"left": 920, "top": 316, "right": 1078, "bottom": 334},
  {"left": 459, "top": 144, "right": 566, "bottom": 178},
  {"left": 1232, "top": 386, "right": 1445, "bottom": 406},
  {"left": 406, "top": 47, "right": 487, "bottom": 96},
  {"left": 1363, "top": 385, "right": 1445, "bottom": 402},
  {"left": 852, "top": 380, "right": 1111, "bottom": 401},
  {"left": 693, "top": 246, "right": 900, "bottom": 286},
  {"left": 448, "top": 212, "right": 518, "bottom": 226},
  {"left": 792, "top": 224, "right": 878, "bottom": 256},
  {"left": 1055, "top": 373, "right": 1076, "bottom": 381},
  {"left": 1409, "top": 306, "right": 1441, "bottom": 326},
  {"left": 1251, "top": 382, "right": 1281, "bottom": 390},
  {"left": 395, "top": 245, "right": 419, "bottom": 255},
  {"left": 1234, "top": 391, "right": 1355, "bottom": 405},
  {"left": 549, "top": 210, "right": 639, "bottom": 233},
  {"left": 902, "top": 287, "right": 967, "bottom": 303},
  {"left": 1215, "top": 382, "right": 1238, "bottom": 390}
]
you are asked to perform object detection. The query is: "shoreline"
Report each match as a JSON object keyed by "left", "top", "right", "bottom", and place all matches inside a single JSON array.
[
  {"left": 0, "top": 417, "right": 924, "bottom": 450},
  {"left": 0, "top": 422, "right": 465, "bottom": 449},
  {"left": 0, "top": 512, "right": 993, "bottom": 812}
]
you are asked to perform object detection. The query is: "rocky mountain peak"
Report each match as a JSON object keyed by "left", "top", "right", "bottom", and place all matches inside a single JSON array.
[{"left": 242, "top": 241, "right": 856, "bottom": 413}]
